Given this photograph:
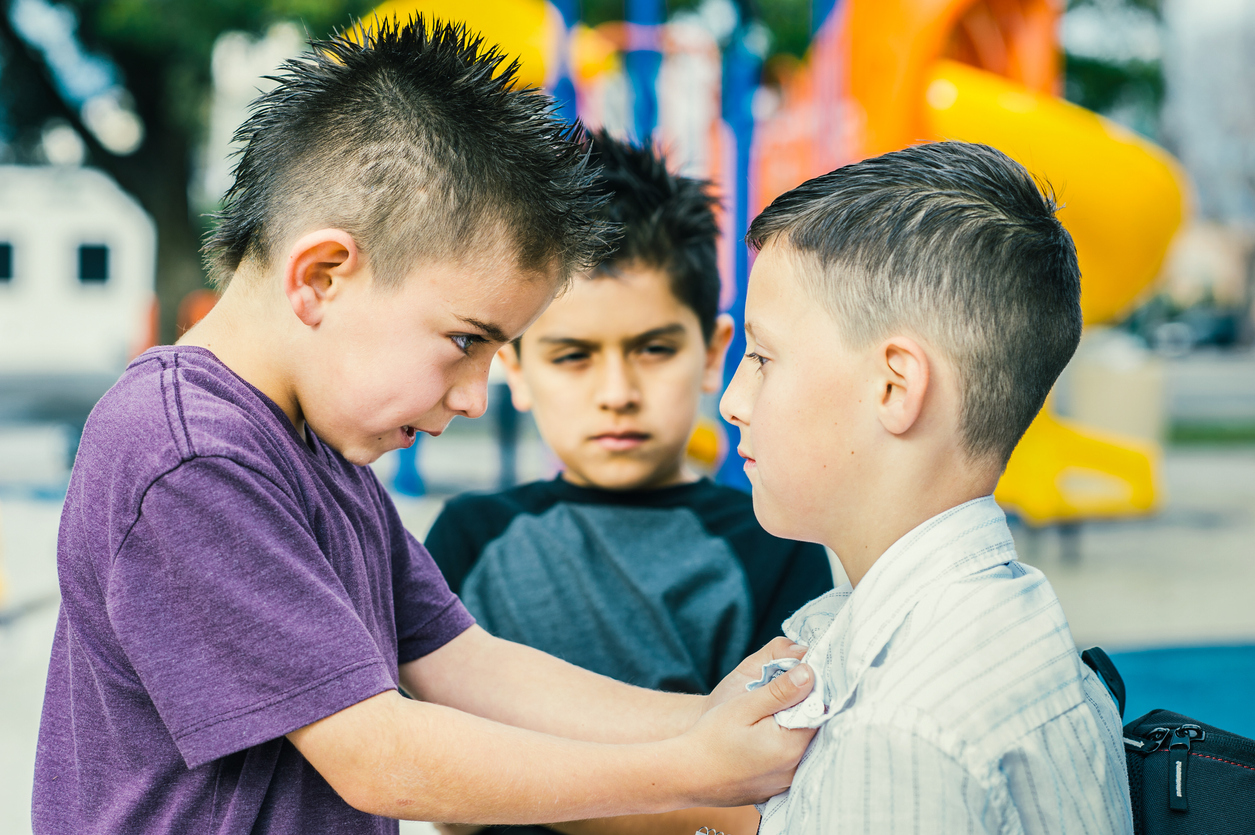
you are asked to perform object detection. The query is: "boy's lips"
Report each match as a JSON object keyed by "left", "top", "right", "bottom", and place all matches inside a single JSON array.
[
  {"left": 398, "top": 424, "right": 443, "bottom": 446},
  {"left": 591, "top": 431, "right": 650, "bottom": 452},
  {"left": 737, "top": 447, "right": 756, "bottom": 468}
]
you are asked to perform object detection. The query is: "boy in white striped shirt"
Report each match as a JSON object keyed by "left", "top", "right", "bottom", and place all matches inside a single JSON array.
[{"left": 719, "top": 141, "right": 1133, "bottom": 834}]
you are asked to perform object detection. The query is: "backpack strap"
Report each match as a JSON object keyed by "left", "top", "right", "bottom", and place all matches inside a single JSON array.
[{"left": 1081, "top": 646, "right": 1126, "bottom": 720}]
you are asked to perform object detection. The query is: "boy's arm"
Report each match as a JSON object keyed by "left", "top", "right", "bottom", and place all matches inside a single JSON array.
[
  {"left": 287, "top": 641, "right": 816, "bottom": 823},
  {"left": 437, "top": 805, "right": 760, "bottom": 835},
  {"left": 398, "top": 625, "right": 806, "bottom": 743},
  {"left": 548, "top": 804, "right": 760, "bottom": 835}
]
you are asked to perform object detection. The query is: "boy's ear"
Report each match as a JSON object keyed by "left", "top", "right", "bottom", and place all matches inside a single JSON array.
[
  {"left": 496, "top": 344, "right": 534, "bottom": 413},
  {"left": 876, "top": 336, "right": 930, "bottom": 436},
  {"left": 701, "top": 313, "right": 736, "bottom": 394},
  {"left": 283, "top": 229, "right": 361, "bottom": 327}
]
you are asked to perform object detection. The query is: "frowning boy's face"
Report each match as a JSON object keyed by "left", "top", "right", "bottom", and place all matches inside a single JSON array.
[
  {"left": 295, "top": 248, "right": 559, "bottom": 467},
  {"left": 501, "top": 264, "right": 732, "bottom": 491}
]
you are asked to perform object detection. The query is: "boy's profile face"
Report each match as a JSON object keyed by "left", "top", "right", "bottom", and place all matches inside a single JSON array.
[
  {"left": 719, "top": 242, "right": 880, "bottom": 543},
  {"left": 501, "top": 264, "right": 732, "bottom": 491},
  {"left": 297, "top": 245, "right": 559, "bottom": 467}
]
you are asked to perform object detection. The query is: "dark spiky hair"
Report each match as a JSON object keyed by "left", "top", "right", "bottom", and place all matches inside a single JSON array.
[
  {"left": 203, "top": 16, "right": 613, "bottom": 287},
  {"left": 585, "top": 131, "right": 721, "bottom": 342}
]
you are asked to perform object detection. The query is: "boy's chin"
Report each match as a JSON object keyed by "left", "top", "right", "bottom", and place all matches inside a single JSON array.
[
  {"left": 563, "top": 457, "right": 688, "bottom": 492},
  {"left": 749, "top": 489, "right": 810, "bottom": 541},
  {"left": 333, "top": 437, "right": 391, "bottom": 467}
]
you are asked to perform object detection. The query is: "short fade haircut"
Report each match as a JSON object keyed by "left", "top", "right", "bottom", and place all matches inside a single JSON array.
[
  {"left": 204, "top": 17, "right": 611, "bottom": 288},
  {"left": 585, "top": 131, "right": 721, "bottom": 342},
  {"left": 747, "top": 141, "right": 1082, "bottom": 465}
]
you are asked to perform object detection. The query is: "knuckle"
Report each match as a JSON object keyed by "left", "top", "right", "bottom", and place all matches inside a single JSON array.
[{"left": 768, "top": 636, "right": 793, "bottom": 653}]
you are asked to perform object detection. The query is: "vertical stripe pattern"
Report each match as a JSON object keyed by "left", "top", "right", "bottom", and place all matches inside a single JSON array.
[{"left": 756, "top": 497, "right": 1133, "bottom": 834}]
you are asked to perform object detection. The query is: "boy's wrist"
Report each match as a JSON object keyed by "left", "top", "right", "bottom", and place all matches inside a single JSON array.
[{"left": 642, "top": 735, "right": 706, "bottom": 811}]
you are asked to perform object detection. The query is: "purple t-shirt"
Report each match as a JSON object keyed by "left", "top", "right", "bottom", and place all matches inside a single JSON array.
[{"left": 33, "top": 346, "right": 475, "bottom": 834}]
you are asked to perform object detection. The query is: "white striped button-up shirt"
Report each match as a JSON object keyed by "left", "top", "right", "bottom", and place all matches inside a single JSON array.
[{"left": 757, "top": 496, "right": 1132, "bottom": 834}]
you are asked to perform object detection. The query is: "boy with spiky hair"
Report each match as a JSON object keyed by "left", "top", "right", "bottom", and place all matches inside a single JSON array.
[
  {"left": 32, "top": 20, "right": 818, "bottom": 835},
  {"left": 426, "top": 132, "right": 833, "bottom": 835},
  {"left": 721, "top": 141, "right": 1132, "bottom": 833}
]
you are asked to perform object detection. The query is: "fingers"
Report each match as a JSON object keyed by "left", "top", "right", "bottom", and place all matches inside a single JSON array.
[
  {"left": 767, "top": 661, "right": 814, "bottom": 710},
  {"left": 769, "top": 637, "right": 809, "bottom": 661},
  {"left": 738, "top": 661, "right": 814, "bottom": 721}
]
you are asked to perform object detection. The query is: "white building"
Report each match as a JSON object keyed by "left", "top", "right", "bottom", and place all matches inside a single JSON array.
[{"left": 0, "top": 165, "right": 155, "bottom": 422}]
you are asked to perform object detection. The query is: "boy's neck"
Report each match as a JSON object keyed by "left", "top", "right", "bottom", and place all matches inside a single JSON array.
[
  {"left": 827, "top": 460, "right": 999, "bottom": 588},
  {"left": 177, "top": 278, "right": 305, "bottom": 432}
]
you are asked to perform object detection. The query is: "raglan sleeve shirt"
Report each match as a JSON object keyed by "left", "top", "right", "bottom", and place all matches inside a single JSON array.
[{"left": 108, "top": 455, "right": 410, "bottom": 769}]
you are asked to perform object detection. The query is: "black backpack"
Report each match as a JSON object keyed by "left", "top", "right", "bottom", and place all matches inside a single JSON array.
[{"left": 1082, "top": 647, "right": 1255, "bottom": 834}]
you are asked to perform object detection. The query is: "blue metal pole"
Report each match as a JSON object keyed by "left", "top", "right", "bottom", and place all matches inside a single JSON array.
[
  {"left": 551, "top": 0, "right": 580, "bottom": 123},
  {"left": 715, "top": 25, "right": 762, "bottom": 492},
  {"left": 393, "top": 436, "right": 425, "bottom": 497},
  {"left": 812, "top": 0, "right": 839, "bottom": 34},
  {"left": 624, "top": 0, "right": 664, "bottom": 140}
]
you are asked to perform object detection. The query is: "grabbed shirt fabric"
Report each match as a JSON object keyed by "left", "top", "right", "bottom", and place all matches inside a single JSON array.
[{"left": 758, "top": 496, "right": 1133, "bottom": 835}]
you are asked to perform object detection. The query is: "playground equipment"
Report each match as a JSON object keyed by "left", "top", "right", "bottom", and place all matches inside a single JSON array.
[
  {"left": 753, "top": 0, "right": 1188, "bottom": 532},
  {"left": 365, "top": 0, "right": 564, "bottom": 89},
  {"left": 364, "top": 0, "right": 1187, "bottom": 524}
]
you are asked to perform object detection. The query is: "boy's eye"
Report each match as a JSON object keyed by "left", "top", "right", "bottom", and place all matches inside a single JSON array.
[
  {"left": 639, "top": 342, "right": 678, "bottom": 358},
  {"left": 552, "top": 350, "right": 590, "bottom": 365},
  {"left": 451, "top": 334, "right": 487, "bottom": 355},
  {"left": 745, "top": 351, "right": 768, "bottom": 368}
]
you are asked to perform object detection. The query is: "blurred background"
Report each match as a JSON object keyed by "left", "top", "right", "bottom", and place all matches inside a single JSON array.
[{"left": 1, "top": 0, "right": 1253, "bottom": 831}]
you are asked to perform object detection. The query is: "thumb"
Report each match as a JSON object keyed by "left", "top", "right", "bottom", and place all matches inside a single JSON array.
[{"left": 745, "top": 662, "right": 814, "bottom": 721}]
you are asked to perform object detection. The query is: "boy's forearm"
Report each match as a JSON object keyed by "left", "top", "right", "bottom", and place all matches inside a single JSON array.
[
  {"left": 549, "top": 804, "right": 761, "bottom": 835},
  {"left": 400, "top": 626, "right": 701, "bottom": 743},
  {"left": 289, "top": 690, "right": 701, "bottom": 823}
]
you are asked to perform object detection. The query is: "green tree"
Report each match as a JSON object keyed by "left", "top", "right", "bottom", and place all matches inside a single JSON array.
[{"left": 0, "top": 0, "right": 371, "bottom": 341}]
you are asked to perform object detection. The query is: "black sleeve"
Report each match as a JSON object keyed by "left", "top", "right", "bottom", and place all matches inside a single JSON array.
[
  {"left": 749, "top": 540, "right": 834, "bottom": 651},
  {"left": 422, "top": 498, "right": 485, "bottom": 595}
]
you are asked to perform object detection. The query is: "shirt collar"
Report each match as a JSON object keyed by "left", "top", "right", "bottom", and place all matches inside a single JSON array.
[{"left": 777, "top": 496, "right": 1017, "bottom": 728}]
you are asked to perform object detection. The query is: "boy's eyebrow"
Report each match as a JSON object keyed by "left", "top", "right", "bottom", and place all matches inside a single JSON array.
[
  {"left": 537, "top": 335, "right": 599, "bottom": 350},
  {"left": 456, "top": 316, "right": 511, "bottom": 344},
  {"left": 744, "top": 320, "right": 775, "bottom": 349},
  {"left": 625, "top": 323, "right": 687, "bottom": 349}
]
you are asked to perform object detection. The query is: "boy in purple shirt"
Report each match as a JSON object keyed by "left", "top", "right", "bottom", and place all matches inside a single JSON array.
[{"left": 32, "top": 19, "right": 817, "bottom": 835}]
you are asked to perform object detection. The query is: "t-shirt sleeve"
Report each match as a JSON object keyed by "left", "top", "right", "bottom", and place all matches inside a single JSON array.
[
  {"left": 107, "top": 456, "right": 399, "bottom": 770},
  {"left": 381, "top": 491, "right": 475, "bottom": 665}
]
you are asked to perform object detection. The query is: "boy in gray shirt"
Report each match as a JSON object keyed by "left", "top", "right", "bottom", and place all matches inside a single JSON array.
[{"left": 426, "top": 133, "right": 833, "bottom": 835}]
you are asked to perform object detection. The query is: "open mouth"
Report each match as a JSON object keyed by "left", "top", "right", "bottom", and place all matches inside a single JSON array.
[
  {"left": 400, "top": 425, "right": 417, "bottom": 446},
  {"left": 592, "top": 431, "right": 649, "bottom": 452}
]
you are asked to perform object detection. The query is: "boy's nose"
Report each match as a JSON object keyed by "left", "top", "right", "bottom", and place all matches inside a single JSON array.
[
  {"left": 719, "top": 361, "right": 750, "bottom": 427},
  {"left": 447, "top": 373, "right": 488, "bottom": 419},
  {"left": 596, "top": 355, "right": 640, "bottom": 412}
]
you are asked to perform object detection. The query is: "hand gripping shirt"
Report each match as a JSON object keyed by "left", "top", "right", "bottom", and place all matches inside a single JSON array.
[
  {"left": 758, "top": 497, "right": 1133, "bottom": 835},
  {"left": 33, "top": 347, "right": 475, "bottom": 834}
]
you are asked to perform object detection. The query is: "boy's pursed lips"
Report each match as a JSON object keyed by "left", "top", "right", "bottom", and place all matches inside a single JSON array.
[{"left": 590, "top": 430, "right": 650, "bottom": 451}]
